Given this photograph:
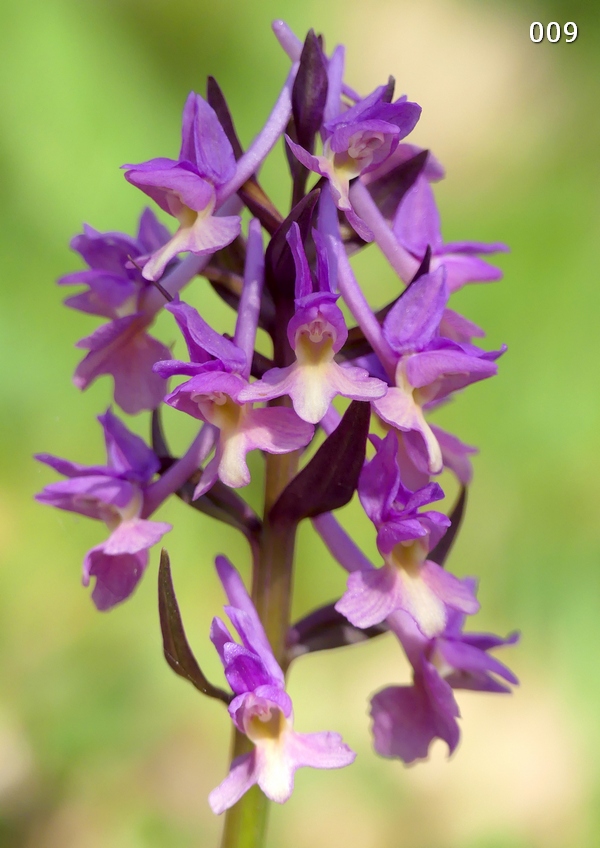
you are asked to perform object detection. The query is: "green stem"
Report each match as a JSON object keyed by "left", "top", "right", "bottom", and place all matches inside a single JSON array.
[
  {"left": 253, "top": 452, "right": 299, "bottom": 663},
  {"left": 219, "top": 279, "right": 301, "bottom": 848}
]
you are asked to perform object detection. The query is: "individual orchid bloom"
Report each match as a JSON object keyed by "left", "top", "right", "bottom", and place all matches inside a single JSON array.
[
  {"left": 392, "top": 174, "right": 509, "bottom": 292},
  {"left": 209, "top": 556, "right": 355, "bottom": 813},
  {"left": 124, "top": 92, "right": 241, "bottom": 280},
  {"left": 372, "top": 266, "right": 503, "bottom": 475},
  {"left": 370, "top": 593, "right": 519, "bottom": 764},
  {"left": 154, "top": 299, "right": 314, "bottom": 494},
  {"left": 286, "top": 85, "right": 421, "bottom": 240},
  {"left": 35, "top": 409, "right": 171, "bottom": 611},
  {"left": 335, "top": 433, "right": 479, "bottom": 638},
  {"left": 239, "top": 224, "right": 387, "bottom": 423},
  {"left": 59, "top": 209, "right": 173, "bottom": 414}
]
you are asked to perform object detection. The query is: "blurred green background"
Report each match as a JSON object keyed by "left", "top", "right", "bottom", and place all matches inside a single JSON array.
[{"left": 1, "top": 0, "right": 598, "bottom": 846}]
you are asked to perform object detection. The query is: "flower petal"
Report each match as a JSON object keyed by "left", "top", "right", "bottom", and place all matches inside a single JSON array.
[{"left": 209, "top": 752, "right": 258, "bottom": 815}]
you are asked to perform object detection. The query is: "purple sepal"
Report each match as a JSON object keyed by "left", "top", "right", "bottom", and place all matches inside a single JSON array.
[
  {"left": 179, "top": 91, "right": 237, "bottom": 185},
  {"left": 431, "top": 252, "right": 505, "bottom": 293},
  {"left": 165, "top": 298, "right": 246, "bottom": 372},
  {"left": 393, "top": 176, "right": 509, "bottom": 292},
  {"left": 35, "top": 475, "right": 135, "bottom": 521},
  {"left": 60, "top": 271, "right": 138, "bottom": 319},
  {"left": 439, "top": 309, "right": 485, "bottom": 344},
  {"left": 61, "top": 210, "right": 169, "bottom": 288},
  {"left": 99, "top": 407, "right": 160, "bottom": 483},
  {"left": 433, "top": 597, "right": 520, "bottom": 693},
  {"left": 222, "top": 644, "right": 275, "bottom": 694},
  {"left": 382, "top": 268, "right": 448, "bottom": 355},
  {"left": 404, "top": 346, "right": 498, "bottom": 393},
  {"left": 436, "top": 637, "right": 519, "bottom": 693},
  {"left": 286, "top": 222, "right": 314, "bottom": 299}
]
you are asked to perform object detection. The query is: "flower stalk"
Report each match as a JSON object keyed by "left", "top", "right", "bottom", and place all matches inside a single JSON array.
[{"left": 35, "top": 20, "right": 518, "bottom": 848}]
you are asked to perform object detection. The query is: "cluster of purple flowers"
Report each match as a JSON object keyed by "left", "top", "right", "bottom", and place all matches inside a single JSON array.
[{"left": 37, "top": 22, "right": 517, "bottom": 819}]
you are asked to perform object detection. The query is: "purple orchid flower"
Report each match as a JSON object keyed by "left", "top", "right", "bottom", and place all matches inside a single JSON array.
[
  {"left": 59, "top": 209, "right": 173, "bottom": 414},
  {"left": 124, "top": 92, "right": 241, "bottom": 280},
  {"left": 155, "top": 298, "right": 314, "bottom": 494},
  {"left": 336, "top": 433, "right": 479, "bottom": 638},
  {"left": 209, "top": 556, "right": 355, "bottom": 813},
  {"left": 372, "top": 266, "right": 504, "bottom": 474},
  {"left": 392, "top": 174, "right": 509, "bottom": 292},
  {"left": 239, "top": 224, "right": 387, "bottom": 422},
  {"left": 286, "top": 85, "right": 421, "bottom": 240},
  {"left": 371, "top": 592, "right": 519, "bottom": 764},
  {"left": 35, "top": 409, "right": 171, "bottom": 611}
]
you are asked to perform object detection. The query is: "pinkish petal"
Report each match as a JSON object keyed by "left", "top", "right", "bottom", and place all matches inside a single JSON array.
[
  {"left": 392, "top": 177, "right": 443, "bottom": 255},
  {"left": 242, "top": 407, "right": 314, "bottom": 455},
  {"left": 102, "top": 518, "right": 171, "bottom": 555},
  {"left": 431, "top": 252, "right": 503, "bottom": 293},
  {"left": 209, "top": 752, "right": 258, "bottom": 815},
  {"left": 142, "top": 214, "right": 240, "bottom": 281},
  {"left": 420, "top": 560, "right": 480, "bottom": 617},
  {"left": 285, "top": 729, "right": 356, "bottom": 769},
  {"left": 335, "top": 564, "right": 400, "bottom": 628}
]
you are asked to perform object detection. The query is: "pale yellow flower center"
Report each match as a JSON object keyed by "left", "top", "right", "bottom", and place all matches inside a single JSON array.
[{"left": 193, "top": 392, "right": 244, "bottom": 433}]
